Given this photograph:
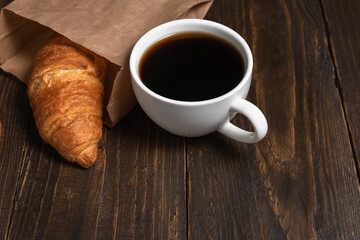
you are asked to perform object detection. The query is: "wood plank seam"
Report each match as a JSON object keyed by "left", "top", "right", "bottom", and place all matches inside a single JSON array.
[
  {"left": 185, "top": 137, "right": 190, "bottom": 240},
  {"left": 318, "top": 0, "right": 360, "bottom": 183},
  {"left": 5, "top": 131, "right": 30, "bottom": 240}
]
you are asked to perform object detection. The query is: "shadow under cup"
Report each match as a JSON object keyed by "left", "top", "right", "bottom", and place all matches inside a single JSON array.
[{"left": 130, "top": 19, "right": 268, "bottom": 143}]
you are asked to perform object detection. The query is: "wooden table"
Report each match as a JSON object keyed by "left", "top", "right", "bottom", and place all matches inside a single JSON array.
[{"left": 1, "top": 0, "right": 360, "bottom": 239}]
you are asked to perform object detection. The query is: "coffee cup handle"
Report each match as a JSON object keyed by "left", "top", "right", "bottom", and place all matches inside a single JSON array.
[{"left": 217, "top": 98, "right": 268, "bottom": 143}]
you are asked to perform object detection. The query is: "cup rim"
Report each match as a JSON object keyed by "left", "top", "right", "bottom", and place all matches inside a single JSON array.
[{"left": 130, "top": 19, "right": 253, "bottom": 106}]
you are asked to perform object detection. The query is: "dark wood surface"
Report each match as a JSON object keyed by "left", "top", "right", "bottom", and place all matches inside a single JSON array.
[{"left": 1, "top": 0, "right": 360, "bottom": 239}]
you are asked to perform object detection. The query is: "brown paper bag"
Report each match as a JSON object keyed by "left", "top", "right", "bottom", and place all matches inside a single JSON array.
[{"left": 0, "top": 0, "right": 213, "bottom": 127}]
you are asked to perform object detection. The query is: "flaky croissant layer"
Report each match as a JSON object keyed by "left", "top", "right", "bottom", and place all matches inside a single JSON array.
[{"left": 27, "top": 34, "right": 108, "bottom": 168}]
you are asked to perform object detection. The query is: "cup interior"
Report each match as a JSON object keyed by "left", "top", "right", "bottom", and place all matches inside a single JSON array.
[{"left": 130, "top": 19, "right": 253, "bottom": 104}]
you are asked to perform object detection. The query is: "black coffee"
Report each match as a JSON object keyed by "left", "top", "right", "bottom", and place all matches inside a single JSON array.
[{"left": 139, "top": 32, "right": 245, "bottom": 101}]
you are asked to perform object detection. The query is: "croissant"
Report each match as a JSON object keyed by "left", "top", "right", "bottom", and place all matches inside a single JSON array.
[{"left": 27, "top": 34, "right": 108, "bottom": 168}]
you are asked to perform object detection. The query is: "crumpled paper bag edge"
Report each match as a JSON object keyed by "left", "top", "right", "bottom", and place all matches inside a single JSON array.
[{"left": 0, "top": 0, "right": 214, "bottom": 128}]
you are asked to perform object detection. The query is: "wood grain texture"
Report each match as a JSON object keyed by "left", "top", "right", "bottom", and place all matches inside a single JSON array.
[
  {"left": 1, "top": 0, "right": 360, "bottom": 239},
  {"left": 321, "top": 0, "right": 360, "bottom": 170},
  {"left": 188, "top": 0, "right": 360, "bottom": 239},
  {"left": 5, "top": 105, "right": 187, "bottom": 240},
  {"left": 0, "top": 71, "right": 32, "bottom": 240}
]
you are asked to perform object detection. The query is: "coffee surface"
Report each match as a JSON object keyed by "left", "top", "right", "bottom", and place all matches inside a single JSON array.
[{"left": 139, "top": 32, "right": 245, "bottom": 101}]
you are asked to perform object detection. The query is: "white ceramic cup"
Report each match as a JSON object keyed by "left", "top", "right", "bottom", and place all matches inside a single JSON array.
[{"left": 130, "top": 19, "right": 268, "bottom": 143}]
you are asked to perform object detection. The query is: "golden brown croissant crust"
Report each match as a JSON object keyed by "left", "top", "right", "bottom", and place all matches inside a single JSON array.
[{"left": 27, "top": 34, "right": 108, "bottom": 168}]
